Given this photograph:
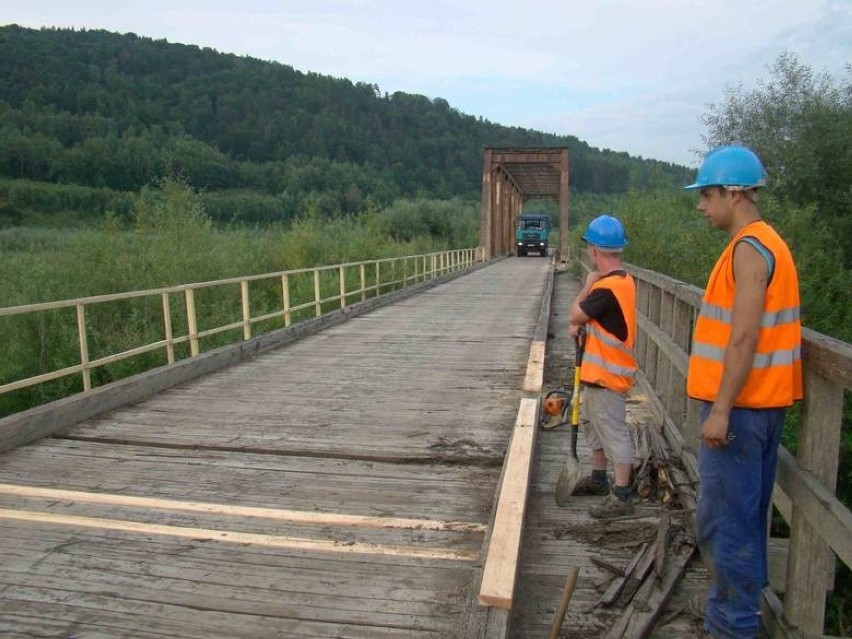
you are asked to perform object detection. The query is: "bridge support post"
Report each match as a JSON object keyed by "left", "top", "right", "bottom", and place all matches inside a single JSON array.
[{"left": 783, "top": 369, "right": 842, "bottom": 637}]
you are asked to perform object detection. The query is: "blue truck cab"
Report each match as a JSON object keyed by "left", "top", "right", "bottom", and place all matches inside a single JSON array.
[{"left": 515, "top": 214, "right": 550, "bottom": 257}]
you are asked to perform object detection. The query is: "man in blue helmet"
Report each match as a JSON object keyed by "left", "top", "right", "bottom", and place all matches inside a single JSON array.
[
  {"left": 567, "top": 214, "right": 638, "bottom": 519},
  {"left": 684, "top": 145, "right": 802, "bottom": 639}
]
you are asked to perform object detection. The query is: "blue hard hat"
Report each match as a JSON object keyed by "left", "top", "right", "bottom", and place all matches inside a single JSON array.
[
  {"left": 582, "top": 214, "right": 628, "bottom": 249},
  {"left": 684, "top": 145, "right": 766, "bottom": 190}
]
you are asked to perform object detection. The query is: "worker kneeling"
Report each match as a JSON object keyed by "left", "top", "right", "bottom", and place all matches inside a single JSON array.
[{"left": 567, "top": 214, "right": 637, "bottom": 519}]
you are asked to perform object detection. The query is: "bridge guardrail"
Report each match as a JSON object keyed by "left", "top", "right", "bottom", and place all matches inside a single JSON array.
[
  {"left": 625, "top": 262, "right": 851, "bottom": 639},
  {"left": 1, "top": 248, "right": 480, "bottom": 410}
]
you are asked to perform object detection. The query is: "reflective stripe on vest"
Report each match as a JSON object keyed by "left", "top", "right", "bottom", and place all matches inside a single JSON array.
[
  {"left": 691, "top": 342, "right": 801, "bottom": 368},
  {"left": 582, "top": 350, "right": 638, "bottom": 378},
  {"left": 699, "top": 301, "right": 800, "bottom": 327},
  {"left": 687, "top": 221, "right": 803, "bottom": 408}
]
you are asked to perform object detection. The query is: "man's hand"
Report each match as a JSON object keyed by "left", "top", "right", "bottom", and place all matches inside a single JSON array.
[
  {"left": 701, "top": 409, "right": 730, "bottom": 449},
  {"left": 585, "top": 270, "right": 601, "bottom": 289},
  {"left": 569, "top": 270, "right": 600, "bottom": 336}
]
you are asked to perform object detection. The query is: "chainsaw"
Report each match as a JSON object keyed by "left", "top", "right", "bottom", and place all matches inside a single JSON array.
[{"left": 539, "top": 386, "right": 573, "bottom": 430}]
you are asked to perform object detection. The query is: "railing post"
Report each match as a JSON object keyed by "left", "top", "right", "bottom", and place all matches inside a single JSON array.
[
  {"left": 635, "top": 278, "right": 650, "bottom": 371},
  {"left": 162, "top": 293, "right": 175, "bottom": 364},
  {"left": 375, "top": 262, "right": 381, "bottom": 295},
  {"left": 313, "top": 269, "right": 322, "bottom": 317},
  {"left": 185, "top": 288, "right": 199, "bottom": 357},
  {"left": 281, "top": 274, "right": 291, "bottom": 327},
  {"left": 784, "top": 368, "right": 843, "bottom": 637},
  {"left": 75, "top": 303, "right": 91, "bottom": 391},
  {"left": 339, "top": 266, "right": 346, "bottom": 309},
  {"left": 360, "top": 264, "right": 366, "bottom": 302},
  {"left": 646, "top": 283, "right": 662, "bottom": 387},
  {"left": 240, "top": 280, "right": 251, "bottom": 340},
  {"left": 672, "top": 293, "right": 694, "bottom": 448},
  {"left": 659, "top": 289, "right": 675, "bottom": 422}
]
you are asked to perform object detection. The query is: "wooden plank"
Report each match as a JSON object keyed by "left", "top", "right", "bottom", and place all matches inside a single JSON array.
[
  {"left": 775, "top": 448, "right": 852, "bottom": 567},
  {"left": 597, "top": 543, "right": 649, "bottom": 607},
  {"left": 478, "top": 397, "right": 538, "bottom": 608},
  {"left": 523, "top": 340, "right": 546, "bottom": 392},
  {"left": 801, "top": 327, "right": 852, "bottom": 387},
  {"left": 0, "top": 508, "right": 479, "bottom": 561},
  {"left": 654, "top": 511, "right": 671, "bottom": 580},
  {"left": 0, "top": 483, "right": 485, "bottom": 533},
  {"left": 618, "top": 541, "right": 657, "bottom": 607}
]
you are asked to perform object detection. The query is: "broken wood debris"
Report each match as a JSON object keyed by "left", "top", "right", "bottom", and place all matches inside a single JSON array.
[
  {"left": 654, "top": 510, "right": 670, "bottom": 581},
  {"left": 579, "top": 418, "right": 700, "bottom": 638},
  {"left": 596, "top": 542, "right": 649, "bottom": 608},
  {"left": 603, "top": 531, "right": 697, "bottom": 639},
  {"left": 632, "top": 421, "right": 689, "bottom": 508}
]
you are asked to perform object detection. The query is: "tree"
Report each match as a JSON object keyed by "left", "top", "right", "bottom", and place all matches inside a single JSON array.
[{"left": 701, "top": 52, "right": 852, "bottom": 264}]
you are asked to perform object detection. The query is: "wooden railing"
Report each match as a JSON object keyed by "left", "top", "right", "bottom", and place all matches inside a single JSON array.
[
  {"left": 627, "top": 263, "right": 852, "bottom": 639},
  {"left": 0, "top": 248, "right": 480, "bottom": 405}
]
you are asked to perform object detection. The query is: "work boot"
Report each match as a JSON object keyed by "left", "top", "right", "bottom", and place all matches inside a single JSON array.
[
  {"left": 571, "top": 474, "right": 610, "bottom": 496},
  {"left": 589, "top": 493, "right": 634, "bottom": 519}
]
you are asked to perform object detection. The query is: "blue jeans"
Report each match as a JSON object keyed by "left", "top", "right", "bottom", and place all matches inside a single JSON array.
[{"left": 696, "top": 402, "right": 785, "bottom": 639}]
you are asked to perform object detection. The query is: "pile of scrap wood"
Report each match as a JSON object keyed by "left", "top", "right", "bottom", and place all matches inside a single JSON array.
[
  {"left": 593, "top": 513, "right": 696, "bottom": 639},
  {"left": 631, "top": 417, "right": 697, "bottom": 517},
  {"left": 586, "top": 423, "right": 701, "bottom": 639}
]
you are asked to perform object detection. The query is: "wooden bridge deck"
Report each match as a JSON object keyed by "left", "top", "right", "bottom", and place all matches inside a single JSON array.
[{"left": 0, "top": 257, "right": 723, "bottom": 639}]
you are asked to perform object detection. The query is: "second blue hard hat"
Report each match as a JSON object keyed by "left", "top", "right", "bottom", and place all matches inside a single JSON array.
[
  {"left": 684, "top": 144, "right": 766, "bottom": 190},
  {"left": 582, "top": 214, "right": 628, "bottom": 249}
]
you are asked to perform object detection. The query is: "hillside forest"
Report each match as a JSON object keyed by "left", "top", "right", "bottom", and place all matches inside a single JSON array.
[
  {"left": 0, "top": 26, "right": 850, "bottom": 635},
  {"left": 0, "top": 24, "right": 691, "bottom": 227}
]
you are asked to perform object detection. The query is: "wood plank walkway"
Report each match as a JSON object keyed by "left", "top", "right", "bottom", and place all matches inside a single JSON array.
[{"left": 0, "top": 258, "right": 552, "bottom": 639}]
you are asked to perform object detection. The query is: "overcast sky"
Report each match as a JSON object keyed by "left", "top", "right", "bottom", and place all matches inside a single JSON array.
[{"left": 4, "top": 1, "right": 851, "bottom": 166}]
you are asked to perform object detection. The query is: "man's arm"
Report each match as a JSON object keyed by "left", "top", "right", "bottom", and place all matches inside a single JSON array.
[
  {"left": 568, "top": 271, "right": 600, "bottom": 336},
  {"left": 701, "top": 242, "right": 768, "bottom": 448}
]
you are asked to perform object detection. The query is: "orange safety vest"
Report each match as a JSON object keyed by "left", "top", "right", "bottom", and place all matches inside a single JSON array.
[
  {"left": 687, "top": 221, "right": 803, "bottom": 408},
  {"left": 580, "top": 272, "right": 637, "bottom": 394}
]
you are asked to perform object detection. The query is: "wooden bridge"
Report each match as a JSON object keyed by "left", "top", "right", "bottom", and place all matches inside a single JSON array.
[{"left": 0, "top": 251, "right": 849, "bottom": 639}]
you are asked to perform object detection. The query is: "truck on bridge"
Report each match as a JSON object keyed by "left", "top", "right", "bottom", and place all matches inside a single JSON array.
[{"left": 514, "top": 213, "right": 550, "bottom": 257}]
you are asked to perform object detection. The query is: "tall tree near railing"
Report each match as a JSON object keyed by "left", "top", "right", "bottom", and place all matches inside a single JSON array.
[{"left": 701, "top": 52, "right": 852, "bottom": 267}]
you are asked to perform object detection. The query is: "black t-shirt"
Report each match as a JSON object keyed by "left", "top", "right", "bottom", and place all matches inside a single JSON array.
[{"left": 578, "top": 271, "right": 629, "bottom": 342}]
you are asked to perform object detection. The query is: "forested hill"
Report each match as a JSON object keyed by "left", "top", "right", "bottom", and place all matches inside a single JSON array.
[{"left": 0, "top": 25, "right": 692, "bottom": 222}]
